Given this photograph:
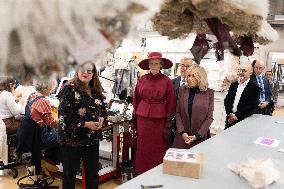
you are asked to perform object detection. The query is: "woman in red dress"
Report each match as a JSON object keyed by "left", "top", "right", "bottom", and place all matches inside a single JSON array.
[{"left": 132, "top": 52, "right": 176, "bottom": 174}]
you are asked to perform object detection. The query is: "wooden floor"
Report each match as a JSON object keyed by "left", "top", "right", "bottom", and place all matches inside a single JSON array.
[
  {"left": 1, "top": 107, "right": 284, "bottom": 189},
  {"left": 0, "top": 166, "right": 121, "bottom": 189},
  {"left": 272, "top": 107, "right": 284, "bottom": 117}
]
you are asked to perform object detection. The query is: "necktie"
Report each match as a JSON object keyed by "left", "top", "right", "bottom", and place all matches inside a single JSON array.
[
  {"left": 257, "top": 76, "right": 265, "bottom": 101},
  {"left": 181, "top": 78, "right": 185, "bottom": 86}
]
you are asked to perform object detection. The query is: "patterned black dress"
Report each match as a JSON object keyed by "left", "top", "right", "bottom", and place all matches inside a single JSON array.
[{"left": 57, "top": 84, "right": 107, "bottom": 147}]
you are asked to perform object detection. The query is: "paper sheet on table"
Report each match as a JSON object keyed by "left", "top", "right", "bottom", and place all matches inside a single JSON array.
[{"left": 253, "top": 137, "right": 281, "bottom": 148}]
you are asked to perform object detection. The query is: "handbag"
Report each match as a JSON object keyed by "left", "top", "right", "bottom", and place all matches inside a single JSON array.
[
  {"left": 163, "top": 117, "right": 176, "bottom": 147},
  {"left": 2, "top": 117, "right": 20, "bottom": 135},
  {"left": 41, "top": 125, "right": 58, "bottom": 148}
]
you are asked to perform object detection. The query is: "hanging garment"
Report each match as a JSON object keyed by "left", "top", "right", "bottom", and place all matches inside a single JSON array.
[
  {"left": 112, "top": 60, "right": 138, "bottom": 98},
  {"left": 205, "top": 17, "right": 242, "bottom": 57},
  {"left": 239, "top": 36, "right": 254, "bottom": 56},
  {"left": 190, "top": 34, "right": 209, "bottom": 64},
  {"left": 100, "top": 66, "right": 115, "bottom": 101}
]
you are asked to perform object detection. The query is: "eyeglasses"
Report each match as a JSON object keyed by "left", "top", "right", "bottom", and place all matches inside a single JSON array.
[
  {"left": 254, "top": 66, "right": 264, "bottom": 70},
  {"left": 79, "top": 64, "right": 94, "bottom": 74},
  {"left": 180, "top": 64, "right": 190, "bottom": 68},
  {"left": 238, "top": 69, "right": 248, "bottom": 73},
  {"left": 79, "top": 68, "right": 93, "bottom": 74}
]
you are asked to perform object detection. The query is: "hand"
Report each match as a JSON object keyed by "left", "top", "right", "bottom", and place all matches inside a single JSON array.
[
  {"left": 188, "top": 135, "right": 197, "bottom": 143},
  {"left": 228, "top": 113, "right": 237, "bottom": 124},
  {"left": 182, "top": 133, "right": 191, "bottom": 144},
  {"left": 259, "top": 102, "right": 268, "bottom": 109},
  {"left": 98, "top": 117, "right": 104, "bottom": 128},
  {"left": 85, "top": 121, "right": 101, "bottom": 132}
]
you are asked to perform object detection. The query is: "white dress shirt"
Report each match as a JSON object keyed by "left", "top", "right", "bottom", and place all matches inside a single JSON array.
[
  {"left": 180, "top": 77, "right": 186, "bottom": 87},
  {"left": 232, "top": 79, "right": 250, "bottom": 113}
]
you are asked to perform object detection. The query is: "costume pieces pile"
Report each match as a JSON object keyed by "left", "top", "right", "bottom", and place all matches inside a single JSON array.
[
  {"left": 0, "top": 0, "right": 163, "bottom": 81},
  {"left": 0, "top": 0, "right": 279, "bottom": 82},
  {"left": 152, "top": 0, "right": 278, "bottom": 61}
]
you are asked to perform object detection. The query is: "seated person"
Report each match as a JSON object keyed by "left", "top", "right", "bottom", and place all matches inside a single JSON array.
[
  {"left": 0, "top": 77, "right": 22, "bottom": 135},
  {"left": 17, "top": 78, "right": 59, "bottom": 175},
  {"left": 13, "top": 84, "right": 36, "bottom": 115}
]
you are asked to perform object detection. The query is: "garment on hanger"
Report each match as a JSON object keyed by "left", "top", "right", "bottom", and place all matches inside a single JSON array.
[
  {"left": 112, "top": 60, "right": 138, "bottom": 98},
  {"left": 100, "top": 66, "right": 115, "bottom": 102}
]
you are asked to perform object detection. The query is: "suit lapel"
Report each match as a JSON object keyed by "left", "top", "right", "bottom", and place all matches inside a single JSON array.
[
  {"left": 191, "top": 91, "right": 200, "bottom": 120},
  {"left": 177, "top": 76, "right": 181, "bottom": 88},
  {"left": 183, "top": 87, "right": 189, "bottom": 119},
  {"left": 238, "top": 80, "right": 251, "bottom": 105}
]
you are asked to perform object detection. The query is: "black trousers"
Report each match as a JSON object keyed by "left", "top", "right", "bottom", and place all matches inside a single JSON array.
[
  {"left": 61, "top": 143, "right": 99, "bottom": 189},
  {"left": 254, "top": 107, "right": 272, "bottom": 116}
]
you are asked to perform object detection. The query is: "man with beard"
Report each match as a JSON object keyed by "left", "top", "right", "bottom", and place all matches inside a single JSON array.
[{"left": 224, "top": 64, "right": 259, "bottom": 129}]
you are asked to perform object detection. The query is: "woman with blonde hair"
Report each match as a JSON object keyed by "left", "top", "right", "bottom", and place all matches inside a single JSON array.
[
  {"left": 57, "top": 61, "right": 107, "bottom": 189},
  {"left": 172, "top": 65, "right": 214, "bottom": 149}
]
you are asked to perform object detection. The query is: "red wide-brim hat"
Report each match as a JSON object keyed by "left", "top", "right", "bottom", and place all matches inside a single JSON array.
[{"left": 138, "top": 52, "right": 173, "bottom": 70}]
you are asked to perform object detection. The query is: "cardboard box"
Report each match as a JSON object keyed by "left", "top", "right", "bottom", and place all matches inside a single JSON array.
[{"left": 163, "top": 148, "right": 203, "bottom": 179}]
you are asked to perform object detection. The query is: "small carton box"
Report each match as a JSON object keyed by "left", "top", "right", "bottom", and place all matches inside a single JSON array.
[{"left": 163, "top": 148, "right": 203, "bottom": 179}]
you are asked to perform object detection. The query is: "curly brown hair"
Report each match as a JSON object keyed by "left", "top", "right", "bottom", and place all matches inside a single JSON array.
[
  {"left": 0, "top": 77, "right": 16, "bottom": 92},
  {"left": 69, "top": 61, "right": 103, "bottom": 97}
]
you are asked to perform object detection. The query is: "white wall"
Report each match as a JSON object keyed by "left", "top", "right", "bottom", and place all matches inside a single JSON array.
[
  {"left": 121, "top": 34, "right": 195, "bottom": 53},
  {"left": 259, "top": 29, "right": 284, "bottom": 70}
]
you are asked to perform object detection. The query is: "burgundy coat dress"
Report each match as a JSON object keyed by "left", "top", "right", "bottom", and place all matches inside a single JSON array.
[
  {"left": 172, "top": 86, "right": 214, "bottom": 149},
  {"left": 133, "top": 72, "right": 175, "bottom": 174}
]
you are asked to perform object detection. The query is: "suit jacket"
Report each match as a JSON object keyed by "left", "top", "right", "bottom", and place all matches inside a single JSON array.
[
  {"left": 251, "top": 74, "right": 272, "bottom": 103},
  {"left": 172, "top": 86, "right": 214, "bottom": 149},
  {"left": 224, "top": 79, "right": 260, "bottom": 129},
  {"left": 172, "top": 76, "right": 181, "bottom": 100}
]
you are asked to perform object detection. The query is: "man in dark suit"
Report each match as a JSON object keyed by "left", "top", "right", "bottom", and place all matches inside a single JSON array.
[
  {"left": 251, "top": 60, "right": 272, "bottom": 115},
  {"left": 172, "top": 57, "right": 193, "bottom": 99},
  {"left": 170, "top": 57, "right": 193, "bottom": 146},
  {"left": 224, "top": 63, "right": 260, "bottom": 129}
]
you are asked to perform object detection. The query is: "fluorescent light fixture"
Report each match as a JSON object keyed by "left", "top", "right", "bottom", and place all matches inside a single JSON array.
[{"left": 274, "top": 15, "right": 284, "bottom": 20}]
